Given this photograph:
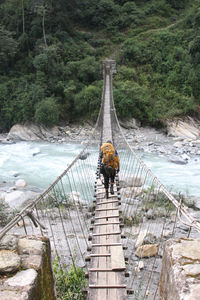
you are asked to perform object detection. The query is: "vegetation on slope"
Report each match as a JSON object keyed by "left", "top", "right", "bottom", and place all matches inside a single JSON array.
[{"left": 0, "top": 0, "right": 200, "bottom": 131}]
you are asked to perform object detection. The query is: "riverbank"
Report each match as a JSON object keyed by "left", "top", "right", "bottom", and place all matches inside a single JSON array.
[{"left": 1, "top": 117, "right": 200, "bottom": 162}]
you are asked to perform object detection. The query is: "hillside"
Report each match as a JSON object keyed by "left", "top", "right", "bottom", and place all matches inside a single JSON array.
[{"left": 0, "top": 0, "right": 200, "bottom": 132}]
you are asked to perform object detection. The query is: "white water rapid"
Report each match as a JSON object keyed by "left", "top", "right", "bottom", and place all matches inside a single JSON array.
[{"left": 0, "top": 142, "right": 199, "bottom": 197}]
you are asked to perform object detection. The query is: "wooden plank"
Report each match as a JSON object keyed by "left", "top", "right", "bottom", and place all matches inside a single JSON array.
[
  {"left": 92, "top": 231, "right": 121, "bottom": 236},
  {"left": 90, "top": 254, "right": 111, "bottom": 257},
  {"left": 89, "top": 285, "right": 126, "bottom": 288},
  {"left": 89, "top": 268, "right": 116, "bottom": 272},
  {"left": 92, "top": 243, "right": 122, "bottom": 247},
  {"left": 97, "top": 200, "right": 119, "bottom": 205},
  {"left": 111, "top": 246, "right": 126, "bottom": 271},
  {"left": 94, "top": 222, "right": 120, "bottom": 226},
  {"left": 95, "top": 214, "right": 119, "bottom": 220},
  {"left": 96, "top": 208, "right": 119, "bottom": 211}
]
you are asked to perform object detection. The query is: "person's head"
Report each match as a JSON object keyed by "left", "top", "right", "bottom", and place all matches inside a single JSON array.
[{"left": 106, "top": 140, "right": 112, "bottom": 144}]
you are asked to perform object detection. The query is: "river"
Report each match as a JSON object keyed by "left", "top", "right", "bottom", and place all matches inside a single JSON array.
[{"left": 0, "top": 141, "right": 199, "bottom": 197}]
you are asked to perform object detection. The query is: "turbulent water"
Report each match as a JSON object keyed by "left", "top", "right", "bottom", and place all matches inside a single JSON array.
[
  {"left": 139, "top": 152, "right": 200, "bottom": 197},
  {"left": 0, "top": 142, "right": 85, "bottom": 189},
  {"left": 0, "top": 141, "right": 199, "bottom": 197}
]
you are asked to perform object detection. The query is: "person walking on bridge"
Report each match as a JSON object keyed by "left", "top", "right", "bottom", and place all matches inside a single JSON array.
[{"left": 100, "top": 140, "right": 120, "bottom": 199}]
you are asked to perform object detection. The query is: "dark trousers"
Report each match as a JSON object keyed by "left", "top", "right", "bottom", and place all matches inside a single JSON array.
[{"left": 100, "top": 165, "right": 116, "bottom": 189}]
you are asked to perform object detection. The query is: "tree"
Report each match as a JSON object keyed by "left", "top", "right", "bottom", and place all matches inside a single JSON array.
[
  {"left": 21, "top": 0, "right": 25, "bottom": 33},
  {"left": 166, "top": 0, "right": 187, "bottom": 9},
  {"left": 0, "top": 26, "right": 17, "bottom": 73},
  {"left": 74, "top": 85, "right": 101, "bottom": 119},
  {"left": 34, "top": 97, "right": 59, "bottom": 126},
  {"left": 32, "top": 0, "right": 49, "bottom": 47}
]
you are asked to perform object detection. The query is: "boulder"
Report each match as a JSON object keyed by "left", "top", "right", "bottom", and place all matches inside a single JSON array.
[
  {"left": 181, "top": 153, "right": 190, "bottom": 160},
  {"left": 135, "top": 230, "right": 157, "bottom": 248},
  {"left": 135, "top": 229, "right": 148, "bottom": 248},
  {"left": 119, "top": 175, "right": 143, "bottom": 188},
  {"left": 166, "top": 117, "right": 200, "bottom": 139},
  {"left": 0, "top": 250, "right": 20, "bottom": 274},
  {"left": 173, "top": 141, "right": 182, "bottom": 148},
  {"left": 168, "top": 155, "right": 188, "bottom": 165},
  {"left": 15, "top": 179, "right": 27, "bottom": 188},
  {"left": 0, "top": 235, "right": 18, "bottom": 251},
  {"left": 18, "top": 238, "right": 44, "bottom": 255},
  {"left": 0, "top": 291, "right": 28, "bottom": 300},
  {"left": 7, "top": 123, "right": 61, "bottom": 141},
  {"left": 4, "top": 190, "right": 39, "bottom": 209},
  {"left": 5, "top": 268, "right": 37, "bottom": 286},
  {"left": 0, "top": 235, "right": 56, "bottom": 300},
  {"left": 69, "top": 191, "right": 87, "bottom": 205},
  {"left": 7, "top": 124, "right": 41, "bottom": 141},
  {"left": 135, "top": 260, "right": 144, "bottom": 272},
  {"left": 136, "top": 244, "right": 158, "bottom": 258},
  {"left": 79, "top": 151, "right": 90, "bottom": 160},
  {"left": 121, "top": 187, "right": 143, "bottom": 199},
  {"left": 32, "top": 147, "right": 41, "bottom": 156},
  {"left": 160, "top": 239, "right": 200, "bottom": 300},
  {"left": 119, "top": 118, "right": 141, "bottom": 129}
]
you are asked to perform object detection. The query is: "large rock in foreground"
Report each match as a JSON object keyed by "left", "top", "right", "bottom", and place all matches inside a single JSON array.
[
  {"left": 0, "top": 235, "right": 56, "bottom": 300},
  {"left": 160, "top": 238, "right": 200, "bottom": 300}
]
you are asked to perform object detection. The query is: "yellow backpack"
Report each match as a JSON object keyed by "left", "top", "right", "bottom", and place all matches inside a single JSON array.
[{"left": 101, "top": 142, "right": 118, "bottom": 169}]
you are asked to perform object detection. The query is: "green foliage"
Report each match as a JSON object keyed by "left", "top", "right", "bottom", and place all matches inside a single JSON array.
[
  {"left": 166, "top": 0, "right": 187, "bottom": 9},
  {"left": 113, "top": 80, "right": 151, "bottom": 121},
  {"left": 143, "top": 190, "right": 175, "bottom": 212},
  {"left": 122, "top": 211, "right": 142, "bottom": 226},
  {"left": 34, "top": 97, "right": 59, "bottom": 127},
  {"left": 53, "top": 257, "right": 87, "bottom": 300},
  {"left": 33, "top": 53, "right": 48, "bottom": 72},
  {"left": 75, "top": 84, "right": 102, "bottom": 120},
  {"left": 0, "top": 26, "right": 17, "bottom": 73},
  {"left": 0, "top": 0, "right": 200, "bottom": 131}
]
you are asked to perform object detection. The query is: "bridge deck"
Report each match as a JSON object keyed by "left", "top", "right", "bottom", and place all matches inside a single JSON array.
[
  {"left": 87, "top": 61, "right": 127, "bottom": 299},
  {"left": 88, "top": 183, "right": 126, "bottom": 299}
]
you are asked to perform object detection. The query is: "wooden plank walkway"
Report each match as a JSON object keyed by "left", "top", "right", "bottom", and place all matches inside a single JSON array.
[
  {"left": 87, "top": 60, "right": 127, "bottom": 299},
  {"left": 87, "top": 183, "right": 127, "bottom": 299}
]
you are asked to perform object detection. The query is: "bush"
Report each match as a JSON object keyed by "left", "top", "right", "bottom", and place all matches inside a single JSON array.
[
  {"left": 53, "top": 257, "right": 87, "bottom": 300},
  {"left": 117, "top": 66, "right": 137, "bottom": 81},
  {"left": 113, "top": 80, "right": 151, "bottom": 121},
  {"left": 33, "top": 53, "right": 48, "bottom": 72},
  {"left": 166, "top": 0, "right": 187, "bottom": 9},
  {"left": 74, "top": 84, "right": 102, "bottom": 120},
  {"left": 34, "top": 97, "right": 59, "bottom": 127}
]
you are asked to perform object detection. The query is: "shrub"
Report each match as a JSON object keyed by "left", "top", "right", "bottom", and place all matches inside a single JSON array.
[
  {"left": 74, "top": 84, "right": 101, "bottom": 120},
  {"left": 166, "top": 0, "right": 187, "bottom": 9},
  {"left": 33, "top": 53, "right": 48, "bottom": 72},
  {"left": 53, "top": 257, "right": 87, "bottom": 300},
  {"left": 113, "top": 80, "right": 151, "bottom": 121},
  {"left": 34, "top": 97, "right": 59, "bottom": 127}
]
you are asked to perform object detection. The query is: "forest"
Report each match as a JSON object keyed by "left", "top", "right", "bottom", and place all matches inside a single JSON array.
[{"left": 0, "top": 0, "right": 200, "bottom": 131}]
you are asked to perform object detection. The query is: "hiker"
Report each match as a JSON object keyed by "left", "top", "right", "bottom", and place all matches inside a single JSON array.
[{"left": 100, "top": 140, "right": 120, "bottom": 199}]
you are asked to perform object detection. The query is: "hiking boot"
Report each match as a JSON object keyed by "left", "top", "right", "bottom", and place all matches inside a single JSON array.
[
  {"left": 105, "top": 190, "right": 109, "bottom": 199},
  {"left": 110, "top": 185, "right": 114, "bottom": 195}
]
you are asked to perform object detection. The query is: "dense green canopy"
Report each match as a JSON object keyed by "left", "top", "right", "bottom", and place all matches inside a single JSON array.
[{"left": 0, "top": 0, "right": 199, "bottom": 131}]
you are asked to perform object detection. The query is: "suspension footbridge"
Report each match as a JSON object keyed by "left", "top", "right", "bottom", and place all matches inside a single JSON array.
[{"left": 0, "top": 60, "right": 200, "bottom": 300}]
